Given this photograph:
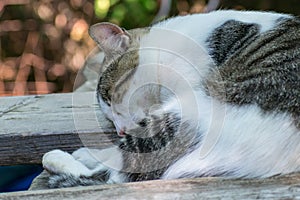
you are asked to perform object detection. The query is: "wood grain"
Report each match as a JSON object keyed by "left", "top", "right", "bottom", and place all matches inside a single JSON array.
[
  {"left": 0, "top": 92, "right": 117, "bottom": 166},
  {"left": 1, "top": 92, "right": 300, "bottom": 198},
  {"left": 2, "top": 173, "right": 300, "bottom": 199}
]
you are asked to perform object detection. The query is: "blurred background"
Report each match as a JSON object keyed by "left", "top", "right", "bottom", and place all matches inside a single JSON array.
[
  {"left": 0, "top": 0, "right": 300, "bottom": 96},
  {"left": 0, "top": 0, "right": 300, "bottom": 192}
]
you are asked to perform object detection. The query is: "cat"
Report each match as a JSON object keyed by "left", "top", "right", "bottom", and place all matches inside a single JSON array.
[{"left": 42, "top": 10, "right": 300, "bottom": 188}]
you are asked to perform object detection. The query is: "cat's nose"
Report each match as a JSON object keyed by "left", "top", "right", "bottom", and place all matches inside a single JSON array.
[{"left": 118, "top": 128, "right": 126, "bottom": 137}]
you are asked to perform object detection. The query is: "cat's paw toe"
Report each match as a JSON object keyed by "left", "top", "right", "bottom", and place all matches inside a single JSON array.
[{"left": 43, "top": 149, "right": 92, "bottom": 177}]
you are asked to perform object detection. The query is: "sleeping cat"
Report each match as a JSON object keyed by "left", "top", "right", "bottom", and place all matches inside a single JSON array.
[{"left": 42, "top": 10, "right": 300, "bottom": 188}]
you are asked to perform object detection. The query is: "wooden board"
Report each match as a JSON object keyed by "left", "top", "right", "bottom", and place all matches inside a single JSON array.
[
  {"left": 1, "top": 173, "right": 300, "bottom": 199},
  {"left": 1, "top": 92, "right": 300, "bottom": 199},
  {"left": 0, "top": 92, "right": 116, "bottom": 166}
]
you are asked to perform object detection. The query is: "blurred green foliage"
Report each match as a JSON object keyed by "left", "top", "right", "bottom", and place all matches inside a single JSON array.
[{"left": 94, "top": 0, "right": 159, "bottom": 29}]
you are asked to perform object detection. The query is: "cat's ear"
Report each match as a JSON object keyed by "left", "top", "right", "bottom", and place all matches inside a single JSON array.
[{"left": 89, "top": 23, "right": 130, "bottom": 56}]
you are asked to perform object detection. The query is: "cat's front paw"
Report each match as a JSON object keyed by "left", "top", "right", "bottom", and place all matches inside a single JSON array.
[
  {"left": 43, "top": 149, "right": 93, "bottom": 177},
  {"left": 72, "top": 148, "right": 100, "bottom": 169}
]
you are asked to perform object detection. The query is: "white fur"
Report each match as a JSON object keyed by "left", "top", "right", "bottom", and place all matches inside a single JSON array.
[
  {"left": 162, "top": 94, "right": 300, "bottom": 179},
  {"left": 138, "top": 10, "right": 289, "bottom": 86},
  {"left": 98, "top": 96, "right": 113, "bottom": 121},
  {"left": 155, "top": 10, "right": 290, "bottom": 46},
  {"left": 43, "top": 147, "right": 126, "bottom": 183},
  {"left": 43, "top": 150, "right": 95, "bottom": 177}
]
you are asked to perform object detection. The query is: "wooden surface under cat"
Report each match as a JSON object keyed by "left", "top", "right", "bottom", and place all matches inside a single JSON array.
[
  {"left": 2, "top": 170, "right": 300, "bottom": 199},
  {"left": 0, "top": 92, "right": 115, "bottom": 166},
  {"left": 0, "top": 92, "right": 300, "bottom": 198}
]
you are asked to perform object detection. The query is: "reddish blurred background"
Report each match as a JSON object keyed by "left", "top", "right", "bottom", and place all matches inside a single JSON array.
[{"left": 0, "top": 0, "right": 299, "bottom": 96}]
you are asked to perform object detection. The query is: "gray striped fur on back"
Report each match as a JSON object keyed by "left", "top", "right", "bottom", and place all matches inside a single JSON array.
[{"left": 206, "top": 18, "right": 300, "bottom": 128}]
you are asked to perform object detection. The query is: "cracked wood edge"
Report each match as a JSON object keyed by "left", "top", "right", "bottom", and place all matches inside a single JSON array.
[{"left": 0, "top": 96, "right": 39, "bottom": 117}]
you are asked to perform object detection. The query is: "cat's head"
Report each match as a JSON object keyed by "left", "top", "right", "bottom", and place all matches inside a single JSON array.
[
  {"left": 89, "top": 23, "right": 158, "bottom": 136},
  {"left": 89, "top": 23, "right": 200, "bottom": 137}
]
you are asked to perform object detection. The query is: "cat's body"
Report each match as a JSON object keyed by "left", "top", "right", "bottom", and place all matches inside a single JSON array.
[{"left": 43, "top": 10, "right": 300, "bottom": 188}]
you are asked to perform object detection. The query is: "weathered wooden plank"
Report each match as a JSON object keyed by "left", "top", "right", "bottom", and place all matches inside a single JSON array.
[
  {"left": 1, "top": 173, "right": 300, "bottom": 199},
  {"left": 0, "top": 92, "right": 116, "bottom": 166}
]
